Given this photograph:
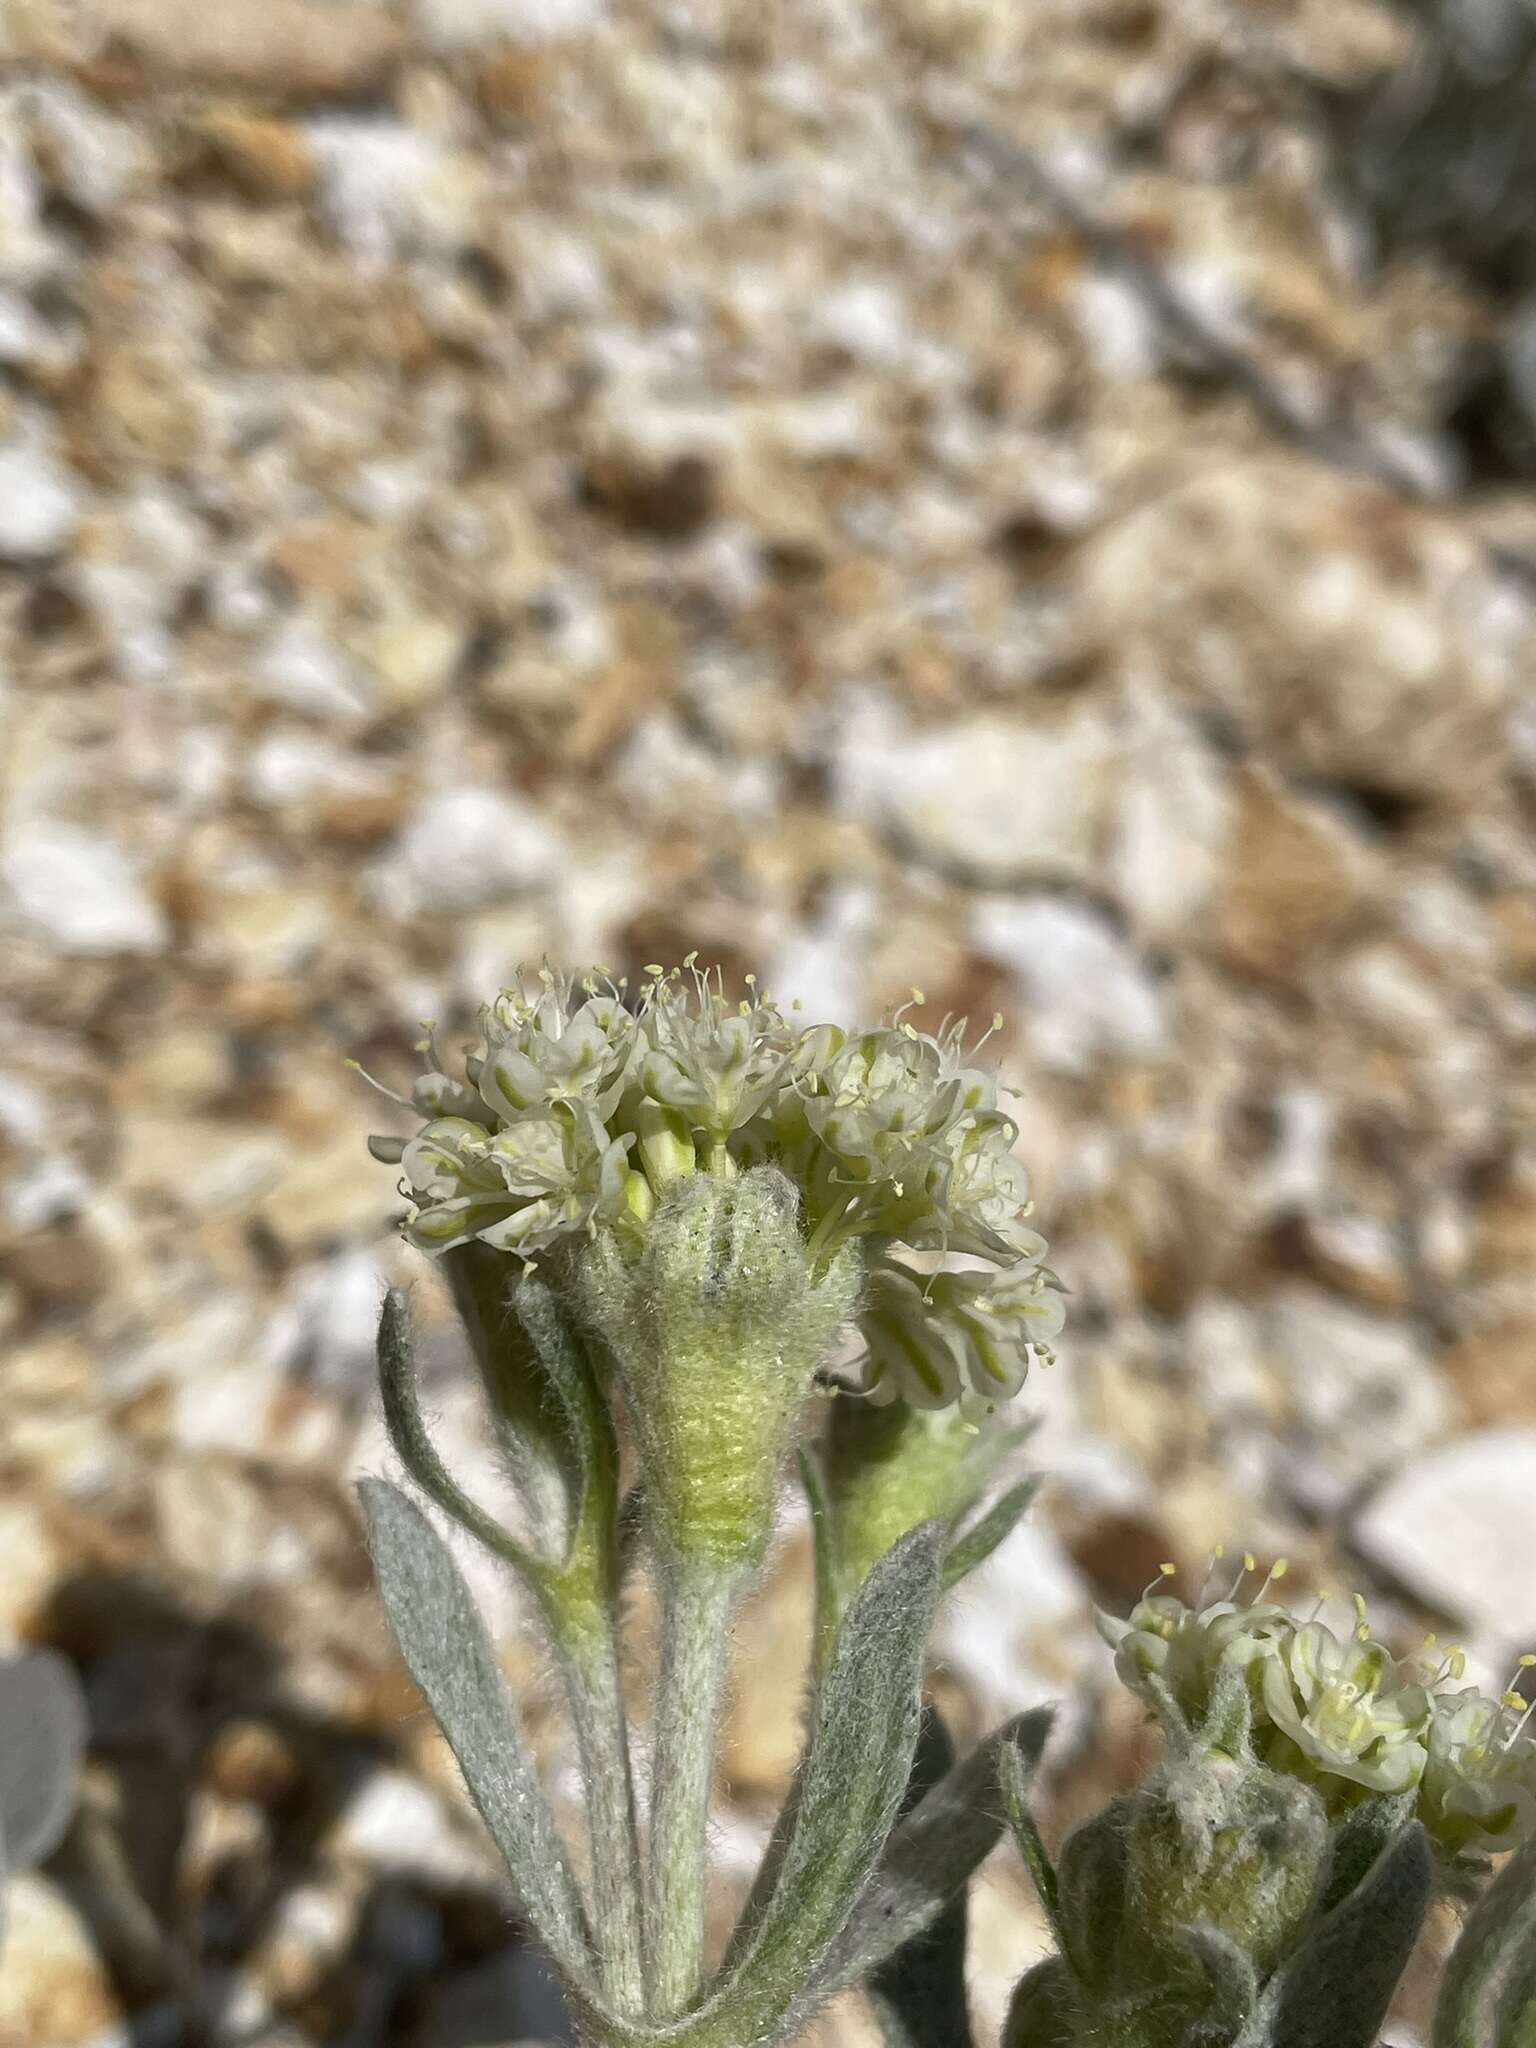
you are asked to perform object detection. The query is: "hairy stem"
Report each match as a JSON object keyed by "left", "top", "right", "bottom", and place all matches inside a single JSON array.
[
  {"left": 559, "top": 1615, "right": 647, "bottom": 2019},
  {"left": 647, "top": 1562, "right": 740, "bottom": 2016}
]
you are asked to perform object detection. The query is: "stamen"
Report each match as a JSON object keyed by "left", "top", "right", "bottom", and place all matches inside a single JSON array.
[
  {"left": 1138, "top": 1561, "right": 1179, "bottom": 1603},
  {"left": 1255, "top": 1556, "right": 1289, "bottom": 1601},
  {"left": 1195, "top": 1543, "right": 1226, "bottom": 1605},
  {"left": 345, "top": 1057, "right": 413, "bottom": 1109}
]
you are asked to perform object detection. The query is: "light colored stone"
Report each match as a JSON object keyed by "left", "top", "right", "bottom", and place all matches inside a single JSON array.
[
  {"left": 1355, "top": 1430, "right": 1536, "bottom": 1642},
  {"left": 0, "top": 438, "right": 81, "bottom": 561},
  {"left": 1261, "top": 1289, "right": 1449, "bottom": 1506},
  {"left": 2, "top": 822, "right": 167, "bottom": 955},
  {"left": 85, "top": 0, "right": 405, "bottom": 96},
  {"left": 0, "top": 1876, "right": 122, "bottom": 2043},
  {"left": 373, "top": 787, "right": 563, "bottom": 918},
  {"left": 1075, "top": 460, "right": 1521, "bottom": 804},
  {"left": 973, "top": 895, "right": 1167, "bottom": 1075},
  {"left": 416, "top": 0, "right": 605, "bottom": 45},
  {"left": 833, "top": 697, "right": 1117, "bottom": 886},
  {"left": 305, "top": 120, "right": 483, "bottom": 265},
  {"left": 253, "top": 620, "right": 372, "bottom": 722}
]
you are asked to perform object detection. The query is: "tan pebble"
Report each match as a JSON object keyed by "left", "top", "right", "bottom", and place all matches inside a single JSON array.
[
  {"left": 195, "top": 107, "right": 318, "bottom": 200},
  {"left": 0, "top": 1876, "right": 124, "bottom": 2044}
]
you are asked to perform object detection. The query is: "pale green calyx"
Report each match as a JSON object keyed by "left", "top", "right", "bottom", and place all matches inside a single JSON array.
[
  {"left": 364, "top": 962, "right": 1064, "bottom": 1417},
  {"left": 580, "top": 1166, "right": 860, "bottom": 1567}
]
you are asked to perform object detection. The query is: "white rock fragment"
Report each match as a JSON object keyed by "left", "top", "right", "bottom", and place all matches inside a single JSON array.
[
  {"left": 833, "top": 697, "right": 1116, "bottom": 884},
  {"left": 815, "top": 280, "right": 912, "bottom": 369},
  {"left": 0, "top": 440, "right": 81, "bottom": 561},
  {"left": 334, "top": 1769, "right": 491, "bottom": 1886},
  {"left": 305, "top": 120, "right": 479, "bottom": 265},
  {"left": 972, "top": 896, "right": 1167, "bottom": 1074},
  {"left": 1260, "top": 1288, "right": 1448, "bottom": 1508},
  {"left": 766, "top": 884, "right": 874, "bottom": 1028},
  {"left": 253, "top": 619, "right": 372, "bottom": 722},
  {"left": 1, "top": 823, "right": 167, "bottom": 955},
  {"left": 933, "top": 1513, "right": 1093, "bottom": 1722},
  {"left": 1355, "top": 1430, "right": 1536, "bottom": 1643},
  {"left": 374, "top": 787, "right": 563, "bottom": 918},
  {"left": 415, "top": 0, "right": 605, "bottom": 45}
]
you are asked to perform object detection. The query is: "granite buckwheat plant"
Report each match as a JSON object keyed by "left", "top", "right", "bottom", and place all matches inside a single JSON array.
[{"left": 360, "top": 963, "right": 1536, "bottom": 2048}]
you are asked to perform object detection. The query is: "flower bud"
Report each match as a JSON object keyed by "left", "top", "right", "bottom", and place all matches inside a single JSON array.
[
  {"left": 582, "top": 1166, "right": 859, "bottom": 1567},
  {"left": 1122, "top": 1753, "right": 1329, "bottom": 1982}
]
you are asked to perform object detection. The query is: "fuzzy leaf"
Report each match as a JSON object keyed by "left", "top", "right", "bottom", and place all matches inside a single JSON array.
[
  {"left": 866, "top": 1707, "right": 972, "bottom": 2048},
  {"left": 1003, "top": 1959, "right": 1075, "bottom": 2048},
  {"left": 1054, "top": 1799, "right": 1132, "bottom": 1992},
  {"left": 1197, "top": 1656, "right": 1253, "bottom": 1758},
  {"left": 359, "top": 1478, "right": 594, "bottom": 1984},
  {"left": 942, "top": 1479, "right": 1038, "bottom": 1593},
  {"left": 0, "top": 1647, "right": 87, "bottom": 1869},
  {"left": 1272, "top": 1820, "right": 1431, "bottom": 2048},
  {"left": 1170, "top": 1921, "right": 1259, "bottom": 2041},
  {"left": 1002, "top": 1725, "right": 1065, "bottom": 1949},
  {"left": 376, "top": 1292, "right": 544, "bottom": 1579},
  {"left": 443, "top": 1260, "right": 616, "bottom": 1570},
  {"left": 1435, "top": 1832, "right": 1536, "bottom": 2048},
  {"left": 824, "top": 1709, "right": 1054, "bottom": 2002},
  {"left": 1320, "top": 1792, "right": 1416, "bottom": 1917},
  {"left": 702, "top": 1523, "right": 944, "bottom": 2046}
]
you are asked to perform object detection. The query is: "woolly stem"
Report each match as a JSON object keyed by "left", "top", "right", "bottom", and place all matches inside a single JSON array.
[
  {"left": 647, "top": 1561, "right": 740, "bottom": 2016},
  {"left": 557, "top": 1611, "right": 647, "bottom": 2019}
]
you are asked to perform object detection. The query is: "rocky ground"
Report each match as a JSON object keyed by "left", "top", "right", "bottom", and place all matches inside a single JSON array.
[{"left": 2, "top": 0, "right": 1536, "bottom": 2042}]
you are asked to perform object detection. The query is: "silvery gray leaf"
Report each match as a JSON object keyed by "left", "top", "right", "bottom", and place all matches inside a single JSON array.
[
  {"left": 1273, "top": 1821, "right": 1431, "bottom": 2048},
  {"left": 824, "top": 1708, "right": 1054, "bottom": 2002},
  {"left": 0, "top": 1646, "right": 88, "bottom": 1870},
  {"left": 705, "top": 1523, "right": 944, "bottom": 2045},
  {"left": 359, "top": 1477, "right": 594, "bottom": 1988},
  {"left": 865, "top": 1708, "right": 973, "bottom": 2048},
  {"left": 941, "top": 1479, "right": 1038, "bottom": 1593},
  {"left": 1434, "top": 1831, "right": 1536, "bottom": 2048}
]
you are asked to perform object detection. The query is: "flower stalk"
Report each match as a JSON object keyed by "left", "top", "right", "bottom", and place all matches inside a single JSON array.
[{"left": 354, "top": 959, "right": 1536, "bottom": 2048}]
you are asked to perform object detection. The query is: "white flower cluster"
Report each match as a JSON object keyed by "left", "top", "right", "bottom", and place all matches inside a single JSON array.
[
  {"left": 1100, "top": 1562, "right": 1536, "bottom": 1855},
  {"left": 365, "top": 964, "right": 1064, "bottom": 1411}
]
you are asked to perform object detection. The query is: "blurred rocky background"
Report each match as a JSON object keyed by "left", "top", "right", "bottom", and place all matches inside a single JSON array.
[{"left": 3, "top": 0, "right": 1536, "bottom": 2041}]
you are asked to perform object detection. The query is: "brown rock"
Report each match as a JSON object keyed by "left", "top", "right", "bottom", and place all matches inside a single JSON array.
[
  {"left": 1444, "top": 1317, "right": 1536, "bottom": 1427},
  {"left": 79, "top": 0, "right": 404, "bottom": 99},
  {"left": 1212, "top": 764, "right": 1377, "bottom": 980},
  {"left": 193, "top": 108, "right": 318, "bottom": 200},
  {"left": 583, "top": 449, "right": 718, "bottom": 541},
  {"left": 1075, "top": 460, "right": 1519, "bottom": 806}
]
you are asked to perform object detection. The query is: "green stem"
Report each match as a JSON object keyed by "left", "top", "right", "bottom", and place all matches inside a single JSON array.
[
  {"left": 647, "top": 1561, "right": 740, "bottom": 2016},
  {"left": 557, "top": 1606, "right": 648, "bottom": 2019}
]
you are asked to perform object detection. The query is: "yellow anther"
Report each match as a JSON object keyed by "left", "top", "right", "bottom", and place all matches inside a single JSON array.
[
  {"left": 1271, "top": 1558, "right": 1289, "bottom": 1580},
  {"left": 1160, "top": 1561, "right": 1177, "bottom": 1577},
  {"left": 1520, "top": 1654, "right": 1536, "bottom": 1668}
]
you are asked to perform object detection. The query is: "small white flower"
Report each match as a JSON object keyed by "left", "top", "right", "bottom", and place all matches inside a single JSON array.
[
  {"left": 477, "top": 980, "right": 638, "bottom": 1121},
  {"left": 1258, "top": 1622, "right": 1431, "bottom": 1796},
  {"left": 367, "top": 962, "right": 1064, "bottom": 1417},
  {"left": 1420, "top": 1686, "right": 1536, "bottom": 1854}
]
